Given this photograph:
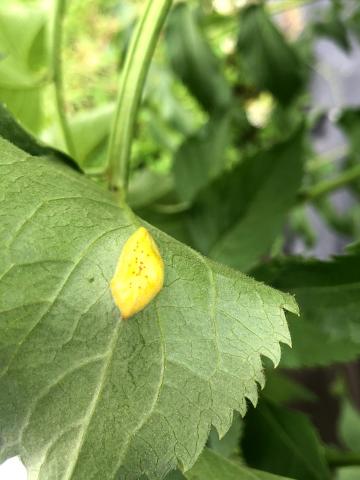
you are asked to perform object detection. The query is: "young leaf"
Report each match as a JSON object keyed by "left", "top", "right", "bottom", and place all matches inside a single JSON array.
[
  {"left": 242, "top": 400, "right": 331, "bottom": 480},
  {"left": 237, "top": 5, "right": 306, "bottom": 104},
  {"left": 0, "top": 138, "right": 297, "bottom": 479},
  {"left": 253, "top": 253, "right": 360, "bottom": 367}
]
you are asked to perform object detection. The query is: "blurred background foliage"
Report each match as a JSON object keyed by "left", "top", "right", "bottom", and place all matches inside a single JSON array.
[{"left": 2, "top": 0, "right": 360, "bottom": 479}]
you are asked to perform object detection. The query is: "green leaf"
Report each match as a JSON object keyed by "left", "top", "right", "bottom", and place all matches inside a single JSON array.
[
  {"left": 237, "top": 5, "right": 306, "bottom": 104},
  {"left": 263, "top": 371, "right": 316, "bottom": 405},
  {"left": 183, "top": 448, "right": 294, "bottom": 480},
  {"left": 173, "top": 113, "right": 232, "bottom": 202},
  {"left": 338, "top": 109, "right": 360, "bottom": 157},
  {"left": 185, "top": 127, "right": 305, "bottom": 271},
  {"left": 50, "top": 104, "right": 114, "bottom": 174},
  {"left": 129, "top": 169, "right": 174, "bottom": 210},
  {"left": 315, "top": 19, "right": 350, "bottom": 51},
  {"left": 166, "top": 4, "right": 232, "bottom": 113},
  {"left": 0, "top": 102, "right": 79, "bottom": 171},
  {"left": 165, "top": 470, "right": 187, "bottom": 480},
  {"left": 347, "top": 7, "right": 360, "bottom": 42},
  {"left": 242, "top": 400, "right": 331, "bottom": 480},
  {"left": 69, "top": 105, "right": 113, "bottom": 173},
  {"left": 336, "top": 467, "right": 360, "bottom": 480},
  {"left": 253, "top": 254, "right": 360, "bottom": 367},
  {"left": 135, "top": 205, "right": 193, "bottom": 247},
  {"left": 207, "top": 413, "right": 242, "bottom": 459},
  {"left": 339, "top": 400, "right": 360, "bottom": 451},
  {"left": 0, "top": 102, "right": 49, "bottom": 156},
  {"left": 0, "top": 4, "right": 49, "bottom": 132},
  {"left": 314, "top": 0, "right": 351, "bottom": 52},
  {"left": 0, "top": 138, "right": 297, "bottom": 479}
]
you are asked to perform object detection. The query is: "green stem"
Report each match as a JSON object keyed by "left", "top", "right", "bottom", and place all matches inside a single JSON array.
[
  {"left": 107, "top": 0, "right": 173, "bottom": 199},
  {"left": 326, "top": 448, "right": 360, "bottom": 468},
  {"left": 306, "top": 145, "right": 347, "bottom": 173},
  {"left": 52, "top": 0, "right": 76, "bottom": 159},
  {"left": 301, "top": 164, "right": 360, "bottom": 202},
  {"left": 317, "top": 197, "right": 353, "bottom": 235}
]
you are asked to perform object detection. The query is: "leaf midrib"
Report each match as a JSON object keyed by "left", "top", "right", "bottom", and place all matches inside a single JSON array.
[
  {"left": 63, "top": 319, "right": 125, "bottom": 480},
  {"left": 109, "top": 304, "right": 166, "bottom": 479}
]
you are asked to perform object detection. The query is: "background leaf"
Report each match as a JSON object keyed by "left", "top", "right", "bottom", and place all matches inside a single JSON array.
[
  {"left": 336, "top": 467, "right": 360, "bottom": 480},
  {"left": 253, "top": 252, "right": 360, "bottom": 367},
  {"left": 0, "top": 103, "right": 79, "bottom": 171},
  {"left": 242, "top": 400, "right": 330, "bottom": 480},
  {"left": 182, "top": 448, "right": 294, "bottom": 480},
  {"left": 166, "top": 3, "right": 231, "bottom": 113},
  {"left": 338, "top": 109, "right": 360, "bottom": 160},
  {"left": 62, "top": 103, "right": 114, "bottom": 174},
  {"left": 207, "top": 413, "right": 242, "bottom": 459},
  {"left": 173, "top": 113, "right": 232, "bottom": 202},
  {"left": 237, "top": 5, "right": 306, "bottom": 105},
  {"left": 263, "top": 371, "right": 316, "bottom": 405},
  {"left": 339, "top": 400, "right": 360, "bottom": 451},
  {"left": 0, "top": 4, "right": 49, "bottom": 132},
  {"left": 0, "top": 102, "right": 49, "bottom": 157},
  {"left": 185, "top": 127, "right": 305, "bottom": 271},
  {"left": 314, "top": 0, "right": 350, "bottom": 52}
]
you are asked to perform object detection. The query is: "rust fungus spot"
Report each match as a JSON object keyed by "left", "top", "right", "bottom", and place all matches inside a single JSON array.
[{"left": 110, "top": 227, "right": 165, "bottom": 319}]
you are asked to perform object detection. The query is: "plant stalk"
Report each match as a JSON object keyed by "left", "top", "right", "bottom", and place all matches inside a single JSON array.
[
  {"left": 107, "top": 0, "right": 173, "bottom": 199},
  {"left": 326, "top": 448, "right": 360, "bottom": 468},
  {"left": 52, "top": 0, "right": 76, "bottom": 159},
  {"left": 301, "top": 163, "right": 360, "bottom": 202}
]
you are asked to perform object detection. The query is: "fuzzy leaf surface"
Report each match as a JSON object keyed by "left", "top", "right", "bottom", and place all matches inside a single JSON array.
[{"left": 0, "top": 138, "right": 297, "bottom": 479}]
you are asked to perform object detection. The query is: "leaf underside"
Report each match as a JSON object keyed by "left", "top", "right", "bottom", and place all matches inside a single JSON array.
[{"left": 0, "top": 138, "right": 297, "bottom": 480}]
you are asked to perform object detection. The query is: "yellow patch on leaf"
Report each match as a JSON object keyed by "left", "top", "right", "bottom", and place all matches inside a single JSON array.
[{"left": 110, "top": 227, "right": 164, "bottom": 319}]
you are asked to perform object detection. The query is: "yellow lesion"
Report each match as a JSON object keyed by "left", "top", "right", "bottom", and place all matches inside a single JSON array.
[{"left": 110, "top": 227, "right": 165, "bottom": 319}]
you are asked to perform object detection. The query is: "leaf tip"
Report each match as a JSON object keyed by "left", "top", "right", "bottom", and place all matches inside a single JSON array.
[{"left": 282, "top": 293, "right": 300, "bottom": 317}]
